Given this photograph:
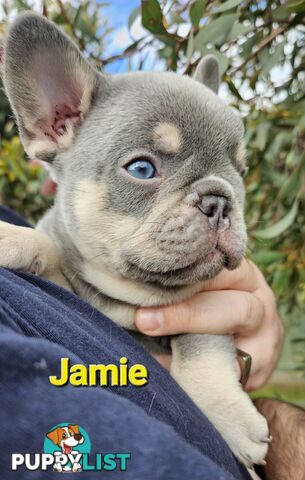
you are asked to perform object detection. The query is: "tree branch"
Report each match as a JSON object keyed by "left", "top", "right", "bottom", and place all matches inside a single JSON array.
[{"left": 230, "top": 25, "right": 288, "bottom": 75}]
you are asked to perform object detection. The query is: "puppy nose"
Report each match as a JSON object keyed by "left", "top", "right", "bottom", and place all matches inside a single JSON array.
[
  {"left": 74, "top": 434, "right": 82, "bottom": 441},
  {"left": 199, "top": 195, "right": 230, "bottom": 231}
]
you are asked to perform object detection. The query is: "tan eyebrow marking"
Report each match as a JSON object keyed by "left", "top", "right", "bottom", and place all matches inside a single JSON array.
[{"left": 152, "top": 122, "right": 181, "bottom": 155}]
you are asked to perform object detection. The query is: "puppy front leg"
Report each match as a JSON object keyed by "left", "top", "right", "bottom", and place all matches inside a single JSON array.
[
  {"left": 170, "top": 334, "right": 269, "bottom": 468},
  {"left": 0, "top": 220, "right": 71, "bottom": 290}
]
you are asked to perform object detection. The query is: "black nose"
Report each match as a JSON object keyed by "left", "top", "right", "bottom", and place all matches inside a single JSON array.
[
  {"left": 199, "top": 195, "right": 230, "bottom": 231},
  {"left": 74, "top": 434, "right": 82, "bottom": 441}
]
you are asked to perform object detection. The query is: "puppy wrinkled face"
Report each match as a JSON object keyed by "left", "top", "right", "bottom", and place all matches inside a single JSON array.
[{"left": 58, "top": 72, "right": 247, "bottom": 289}]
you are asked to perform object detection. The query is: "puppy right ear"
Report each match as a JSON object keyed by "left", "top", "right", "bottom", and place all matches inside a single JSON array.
[
  {"left": 46, "top": 428, "right": 59, "bottom": 445},
  {"left": 3, "top": 13, "right": 99, "bottom": 161},
  {"left": 68, "top": 424, "right": 79, "bottom": 435},
  {"left": 193, "top": 55, "right": 220, "bottom": 94}
]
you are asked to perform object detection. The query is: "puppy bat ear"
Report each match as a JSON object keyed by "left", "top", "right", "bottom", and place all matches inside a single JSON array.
[
  {"left": 46, "top": 428, "right": 59, "bottom": 445},
  {"left": 193, "top": 55, "right": 220, "bottom": 94},
  {"left": 3, "top": 13, "right": 99, "bottom": 161}
]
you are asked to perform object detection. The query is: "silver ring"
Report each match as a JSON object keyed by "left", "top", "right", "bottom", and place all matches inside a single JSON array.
[{"left": 236, "top": 348, "right": 252, "bottom": 386}]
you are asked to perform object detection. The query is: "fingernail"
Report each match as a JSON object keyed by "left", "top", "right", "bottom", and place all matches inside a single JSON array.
[{"left": 136, "top": 309, "right": 163, "bottom": 332}]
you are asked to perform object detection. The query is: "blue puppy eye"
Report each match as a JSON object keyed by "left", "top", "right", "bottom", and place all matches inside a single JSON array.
[{"left": 125, "top": 159, "right": 157, "bottom": 180}]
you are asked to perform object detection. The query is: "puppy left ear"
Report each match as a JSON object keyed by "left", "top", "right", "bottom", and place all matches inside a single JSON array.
[
  {"left": 193, "top": 55, "right": 220, "bottom": 94},
  {"left": 46, "top": 428, "right": 59, "bottom": 445},
  {"left": 3, "top": 13, "right": 99, "bottom": 161}
]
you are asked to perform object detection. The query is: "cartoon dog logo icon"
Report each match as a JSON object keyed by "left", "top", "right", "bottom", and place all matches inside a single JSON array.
[{"left": 46, "top": 424, "right": 84, "bottom": 472}]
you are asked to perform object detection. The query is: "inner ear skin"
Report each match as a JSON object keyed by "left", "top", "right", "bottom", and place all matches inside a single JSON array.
[
  {"left": 30, "top": 49, "right": 89, "bottom": 139},
  {"left": 37, "top": 98, "right": 83, "bottom": 141},
  {"left": 3, "top": 13, "right": 99, "bottom": 160},
  {"left": 52, "top": 104, "right": 82, "bottom": 136}
]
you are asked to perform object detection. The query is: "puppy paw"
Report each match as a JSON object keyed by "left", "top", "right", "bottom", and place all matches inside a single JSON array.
[
  {"left": 72, "top": 463, "right": 82, "bottom": 472},
  {"left": 215, "top": 394, "right": 269, "bottom": 468},
  {"left": 0, "top": 220, "right": 70, "bottom": 289},
  {"left": 171, "top": 335, "right": 269, "bottom": 469},
  {"left": 0, "top": 221, "right": 51, "bottom": 273}
]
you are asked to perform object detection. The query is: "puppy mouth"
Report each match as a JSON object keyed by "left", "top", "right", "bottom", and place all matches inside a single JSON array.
[
  {"left": 205, "top": 246, "right": 231, "bottom": 268},
  {"left": 128, "top": 255, "right": 203, "bottom": 276},
  {"left": 124, "top": 247, "right": 236, "bottom": 287},
  {"left": 63, "top": 443, "right": 72, "bottom": 454}
]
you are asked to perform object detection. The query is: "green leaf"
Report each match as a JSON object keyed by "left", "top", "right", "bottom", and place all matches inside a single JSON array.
[
  {"left": 186, "top": 31, "right": 194, "bottom": 63},
  {"left": 195, "top": 14, "right": 237, "bottom": 47},
  {"left": 73, "top": 7, "right": 83, "bottom": 31},
  {"left": 52, "top": 13, "right": 67, "bottom": 25},
  {"left": 190, "top": 0, "right": 207, "bottom": 27},
  {"left": 266, "top": 131, "right": 291, "bottom": 160},
  {"left": 227, "top": 22, "right": 252, "bottom": 41},
  {"left": 285, "top": 149, "right": 301, "bottom": 167},
  {"left": 255, "top": 201, "right": 299, "bottom": 239},
  {"left": 273, "top": 5, "right": 291, "bottom": 20},
  {"left": 158, "top": 45, "right": 174, "bottom": 59},
  {"left": 241, "top": 33, "right": 259, "bottom": 57},
  {"left": 214, "top": 0, "right": 242, "bottom": 13},
  {"left": 141, "top": 0, "right": 168, "bottom": 35},
  {"left": 124, "top": 39, "right": 142, "bottom": 54},
  {"left": 260, "top": 42, "right": 285, "bottom": 76},
  {"left": 253, "top": 250, "right": 286, "bottom": 266},
  {"left": 170, "top": 11, "right": 185, "bottom": 24},
  {"left": 14, "top": 0, "right": 31, "bottom": 11},
  {"left": 299, "top": 115, "right": 305, "bottom": 128},
  {"left": 256, "top": 122, "right": 270, "bottom": 151},
  {"left": 128, "top": 6, "right": 141, "bottom": 31},
  {"left": 286, "top": 0, "right": 305, "bottom": 12},
  {"left": 226, "top": 77, "right": 244, "bottom": 100},
  {"left": 272, "top": 270, "right": 290, "bottom": 294},
  {"left": 280, "top": 159, "right": 305, "bottom": 200}
]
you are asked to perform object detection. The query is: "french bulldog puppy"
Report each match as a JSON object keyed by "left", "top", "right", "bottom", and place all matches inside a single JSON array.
[{"left": 0, "top": 13, "right": 269, "bottom": 468}]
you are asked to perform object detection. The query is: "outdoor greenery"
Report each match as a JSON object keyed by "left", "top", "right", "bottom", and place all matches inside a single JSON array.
[{"left": 0, "top": 0, "right": 304, "bottom": 374}]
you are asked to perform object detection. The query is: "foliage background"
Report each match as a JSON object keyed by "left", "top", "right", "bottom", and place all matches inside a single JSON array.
[{"left": 0, "top": 0, "right": 304, "bottom": 382}]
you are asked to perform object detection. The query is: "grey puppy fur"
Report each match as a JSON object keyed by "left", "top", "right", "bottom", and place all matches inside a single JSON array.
[{"left": 0, "top": 13, "right": 269, "bottom": 468}]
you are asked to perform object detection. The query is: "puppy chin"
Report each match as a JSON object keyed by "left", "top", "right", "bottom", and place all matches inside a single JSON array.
[{"left": 123, "top": 248, "right": 244, "bottom": 288}]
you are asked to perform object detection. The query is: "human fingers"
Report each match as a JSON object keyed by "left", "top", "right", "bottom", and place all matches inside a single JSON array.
[
  {"left": 135, "top": 289, "right": 264, "bottom": 336},
  {"left": 203, "top": 258, "right": 262, "bottom": 293}
]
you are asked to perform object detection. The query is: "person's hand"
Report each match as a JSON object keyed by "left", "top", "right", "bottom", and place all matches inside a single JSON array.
[
  {"left": 254, "top": 398, "right": 305, "bottom": 480},
  {"left": 135, "top": 259, "right": 284, "bottom": 391},
  {"left": 29, "top": 159, "right": 57, "bottom": 195},
  {"left": 40, "top": 178, "right": 57, "bottom": 196}
]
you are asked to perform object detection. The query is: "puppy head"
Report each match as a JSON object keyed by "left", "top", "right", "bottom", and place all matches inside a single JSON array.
[
  {"left": 4, "top": 14, "right": 247, "bottom": 296},
  {"left": 46, "top": 425, "right": 83, "bottom": 453}
]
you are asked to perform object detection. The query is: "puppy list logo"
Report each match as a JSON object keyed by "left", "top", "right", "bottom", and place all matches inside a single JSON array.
[
  {"left": 12, "top": 423, "right": 131, "bottom": 473},
  {"left": 44, "top": 424, "right": 89, "bottom": 473}
]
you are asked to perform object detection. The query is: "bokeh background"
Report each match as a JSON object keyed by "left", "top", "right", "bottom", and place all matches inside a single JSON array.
[{"left": 0, "top": 0, "right": 304, "bottom": 402}]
